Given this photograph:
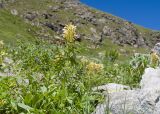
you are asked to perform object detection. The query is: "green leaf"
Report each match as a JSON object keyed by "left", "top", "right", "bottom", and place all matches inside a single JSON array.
[
  {"left": 40, "top": 86, "right": 47, "bottom": 93},
  {"left": 18, "top": 103, "right": 33, "bottom": 111},
  {"left": 11, "top": 101, "right": 17, "bottom": 110}
]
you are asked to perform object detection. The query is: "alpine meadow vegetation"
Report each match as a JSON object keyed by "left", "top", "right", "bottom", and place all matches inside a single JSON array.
[{"left": 0, "top": 24, "right": 155, "bottom": 114}]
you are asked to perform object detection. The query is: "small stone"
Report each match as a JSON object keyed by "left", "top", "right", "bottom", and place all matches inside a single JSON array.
[{"left": 11, "top": 9, "right": 18, "bottom": 16}]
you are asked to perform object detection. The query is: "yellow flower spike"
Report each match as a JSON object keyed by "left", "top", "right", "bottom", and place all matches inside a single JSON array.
[
  {"left": 63, "top": 23, "right": 76, "bottom": 43},
  {"left": 150, "top": 52, "right": 159, "bottom": 67},
  {"left": 0, "top": 99, "right": 6, "bottom": 106}
]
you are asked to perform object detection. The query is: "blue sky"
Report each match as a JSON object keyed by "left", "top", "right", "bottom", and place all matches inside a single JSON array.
[{"left": 80, "top": 0, "right": 160, "bottom": 30}]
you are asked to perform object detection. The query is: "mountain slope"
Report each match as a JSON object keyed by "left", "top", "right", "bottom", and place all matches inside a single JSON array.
[{"left": 1, "top": 0, "right": 160, "bottom": 47}]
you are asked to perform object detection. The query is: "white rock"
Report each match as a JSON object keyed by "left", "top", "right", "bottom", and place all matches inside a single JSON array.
[
  {"left": 140, "top": 68, "right": 160, "bottom": 89},
  {"left": 93, "top": 67, "right": 160, "bottom": 114}
]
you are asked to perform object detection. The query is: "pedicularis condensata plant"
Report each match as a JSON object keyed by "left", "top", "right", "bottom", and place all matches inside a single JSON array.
[{"left": 63, "top": 23, "right": 76, "bottom": 43}]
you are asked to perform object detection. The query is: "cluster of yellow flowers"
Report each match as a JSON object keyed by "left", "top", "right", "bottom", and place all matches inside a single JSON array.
[
  {"left": 86, "top": 62, "right": 104, "bottom": 74},
  {"left": 63, "top": 23, "right": 76, "bottom": 43}
]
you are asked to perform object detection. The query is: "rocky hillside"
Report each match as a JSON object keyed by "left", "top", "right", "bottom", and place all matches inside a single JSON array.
[{"left": 1, "top": 0, "right": 160, "bottom": 47}]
